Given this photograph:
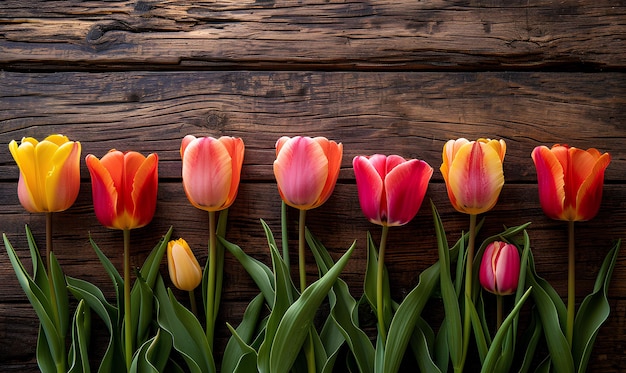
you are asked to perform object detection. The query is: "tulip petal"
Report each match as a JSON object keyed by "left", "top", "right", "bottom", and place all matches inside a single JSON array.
[
  {"left": 274, "top": 137, "right": 328, "bottom": 209},
  {"left": 219, "top": 136, "right": 245, "bottom": 209},
  {"left": 384, "top": 159, "right": 433, "bottom": 226},
  {"left": 573, "top": 151, "right": 611, "bottom": 221},
  {"left": 313, "top": 137, "right": 343, "bottom": 208},
  {"left": 10, "top": 140, "right": 42, "bottom": 212},
  {"left": 532, "top": 146, "right": 566, "bottom": 220},
  {"left": 353, "top": 155, "right": 384, "bottom": 224},
  {"left": 45, "top": 141, "right": 81, "bottom": 212},
  {"left": 129, "top": 153, "right": 159, "bottom": 228},
  {"left": 495, "top": 245, "right": 521, "bottom": 295},
  {"left": 86, "top": 154, "right": 119, "bottom": 228}
]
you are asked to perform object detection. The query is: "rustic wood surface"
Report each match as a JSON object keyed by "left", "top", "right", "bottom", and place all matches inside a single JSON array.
[{"left": 1, "top": 1, "right": 625, "bottom": 372}]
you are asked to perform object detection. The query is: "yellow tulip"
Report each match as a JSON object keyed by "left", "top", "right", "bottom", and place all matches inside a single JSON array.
[
  {"left": 8, "top": 134, "right": 81, "bottom": 213},
  {"left": 167, "top": 238, "right": 202, "bottom": 292},
  {"left": 440, "top": 138, "right": 506, "bottom": 215}
]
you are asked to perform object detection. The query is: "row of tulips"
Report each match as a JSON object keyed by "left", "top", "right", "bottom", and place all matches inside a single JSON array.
[{"left": 4, "top": 134, "right": 620, "bottom": 373}]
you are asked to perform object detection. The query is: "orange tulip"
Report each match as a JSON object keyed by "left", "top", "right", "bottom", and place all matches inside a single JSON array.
[
  {"left": 167, "top": 238, "right": 202, "bottom": 292},
  {"left": 180, "top": 135, "right": 245, "bottom": 212},
  {"left": 440, "top": 138, "right": 506, "bottom": 215},
  {"left": 273, "top": 136, "right": 343, "bottom": 210},
  {"left": 86, "top": 150, "right": 158, "bottom": 230},
  {"left": 8, "top": 134, "right": 81, "bottom": 213},
  {"left": 531, "top": 144, "right": 610, "bottom": 221}
]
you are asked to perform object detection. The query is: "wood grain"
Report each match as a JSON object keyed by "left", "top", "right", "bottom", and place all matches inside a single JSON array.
[
  {"left": 1, "top": 71, "right": 625, "bottom": 182},
  {"left": 1, "top": 0, "right": 625, "bottom": 371},
  {"left": 1, "top": 1, "right": 625, "bottom": 70}
]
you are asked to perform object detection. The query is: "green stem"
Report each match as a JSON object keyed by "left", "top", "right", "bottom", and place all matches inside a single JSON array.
[
  {"left": 189, "top": 290, "right": 198, "bottom": 318},
  {"left": 298, "top": 209, "right": 315, "bottom": 373},
  {"left": 567, "top": 220, "right": 575, "bottom": 346},
  {"left": 298, "top": 209, "right": 307, "bottom": 293},
  {"left": 377, "top": 225, "right": 389, "bottom": 344},
  {"left": 282, "top": 201, "right": 290, "bottom": 271},
  {"left": 496, "top": 295, "right": 503, "bottom": 331},
  {"left": 123, "top": 228, "right": 132, "bottom": 371},
  {"left": 461, "top": 213, "right": 477, "bottom": 369},
  {"left": 206, "top": 211, "right": 217, "bottom": 348},
  {"left": 46, "top": 212, "right": 66, "bottom": 373}
]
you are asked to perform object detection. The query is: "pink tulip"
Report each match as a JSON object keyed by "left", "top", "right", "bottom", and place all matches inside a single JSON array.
[
  {"left": 479, "top": 241, "right": 520, "bottom": 296},
  {"left": 353, "top": 154, "right": 433, "bottom": 226},
  {"left": 180, "top": 135, "right": 245, "bottom": 212},
  {"left": 273, "top": 136, "right": 343, "bottom": 210}
]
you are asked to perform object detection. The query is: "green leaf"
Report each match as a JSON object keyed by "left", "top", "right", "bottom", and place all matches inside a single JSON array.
[
  {"left": 133, "top": 274, "right": 155, "bottom": 348},
  {"left": 268, "top": 242, "right": 355, "bottom": 373},
  {"left": 221, "top": 234, "right": 276, "bottom": 308},
  {"left": 3, "top": 234, "right": 64, "bottom": 367},
  {"left": 307, "top": 229, "right": 375, "bottom": 373},
  {"left": 222, "top": 293, "right": 265, "bottom": 373},
  {"left": 481, "top": 288, "right": 532, "bottom": 373},
  {"left": 68, "top": 300, "right": 92, "bottom": 373},
  {"left": 225, "top": 323, "right": 260, "bottom": 373},
  {"left": 410, "top": 317, "right": 442, "bottom": 373},
  {"left": 525, "top": 249, "right": 574, "bottom": 372},
  {"left": 573, "top": 239, "right": 621, "bottom": 372},
  {"left": 363, "top": 232, "right": 392, "bottom": 330},
  {"left": 432, "top": 203, "right": 463, "bottom": 370},
  {"left": 130, "top": 329, "right": 172, "bottom": 373},
  {"left": 49, "top": 252, "right": 70, "bottom": 337},
  {"left": 257, "top": 242, "right": 297, "bottom": 373},
  {"left": 516, "top": 307, "right": 543, "bottom": 373},
  {"left": 154, "top": 277, "right": 215, "bottom": 373}
]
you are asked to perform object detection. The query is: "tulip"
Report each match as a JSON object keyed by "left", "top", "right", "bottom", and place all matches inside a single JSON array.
[
  {"left": 86, "top": 149, "right": 158, "bottom": 369},
  {"left": 9, "top": 134, "right": 81, "bottom": 213},
  {"left": 85, "top": 150, "right": 159, "bottom": 230},
  {"left": 531, "top": 144, "right": 611, "bottom": 346},
  {"left": 353, "top": 154, "right": 433, "bottom": 227},
  {"left": 353, "top": 154, "right": 432, "bottom": 343},
  {"left": 440, "top": 138, "right": 506, "bottom": 368},
  {"left": 180, "top": 135, "right": 245, "bottom": 212},
  {"left": 440, "top": 138, "right": 506, "bottom": 215},
  {"left": 168, "top": 238, "right": 202, "bottom": 292},
  {"left": 273, "top": 136, "right": 343, "bottom": 210},
  {"left": 531, "top": 144, "right": 610, "bottom": 222},
  {"left": 168, "top": 238, "right": 202, "bottom": 318},
  {"left": 479, "top": 241, "right": 520, "bottom": 296},
  {"left": 274, "top": 136, "right": 342, "bottom": 372}
]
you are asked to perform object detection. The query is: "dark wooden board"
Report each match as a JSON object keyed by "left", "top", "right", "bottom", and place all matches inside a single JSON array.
[
  {"left": 2, "top": 71, "right": 625, "bottom": 182},
  {"left": 1, "top": 1, "right": 625, "bottom": 71}
]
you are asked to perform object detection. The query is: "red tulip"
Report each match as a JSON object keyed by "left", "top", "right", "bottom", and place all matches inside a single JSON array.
[
  {"left": 86, "top": 150, "right": 158, "bottom": 230},
  {"left": 273, "top": 136, "right": 343, "bottom": 210},
  {"left": 440, "top": 138, "right": 506, "bottom": 215},
  {"left": 353, "top": 154, "right": 433, "bottom": 226},
  {"left": 180, "top": 135, "right": 245, "bottom": 212},
  {"left": 531, "top": 144, "right": 610, "bottom": 222},
  {"left": 479, "top": 241, "right": 520, "bottom": 296}
]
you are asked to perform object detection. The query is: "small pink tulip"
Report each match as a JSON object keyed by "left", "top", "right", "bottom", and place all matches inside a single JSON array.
[
  {"left": 353, "top": 154, "right": 433, "bottom": 226},
  {"left": 479, "top": 241, "right": 520, "bottom": 296}
]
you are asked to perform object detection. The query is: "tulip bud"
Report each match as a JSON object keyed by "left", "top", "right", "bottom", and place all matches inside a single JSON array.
[
  {"left": 167, "top": 238, "right": 202, "bottom": 292},
  {"left": 479, "top": 241, "right": 520, "bottom": 296}
]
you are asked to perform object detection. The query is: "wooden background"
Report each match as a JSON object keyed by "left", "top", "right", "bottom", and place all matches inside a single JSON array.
[{"left": 1, "top": 1, "right": 625, "bottom": 371}]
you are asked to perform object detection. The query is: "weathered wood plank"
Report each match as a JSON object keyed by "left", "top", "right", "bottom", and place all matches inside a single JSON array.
[
  {"left": 1, "top": 1, "right": 625, "bottom": 70},
  {"left": 1, "top": 71, "right": 625, "bottom": 182}
]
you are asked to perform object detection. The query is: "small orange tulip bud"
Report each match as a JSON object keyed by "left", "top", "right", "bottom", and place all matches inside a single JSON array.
[{"left": 167, "top": 238, "right": 202, "bottom": 292}]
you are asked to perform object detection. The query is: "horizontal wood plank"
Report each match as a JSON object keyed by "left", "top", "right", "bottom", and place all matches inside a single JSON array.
[
  {"left": 0, "top": 1, "right": 625, "bottom": 71},
  {"left": 1, "top": 71, "right": 625, "bottom": 182}
]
